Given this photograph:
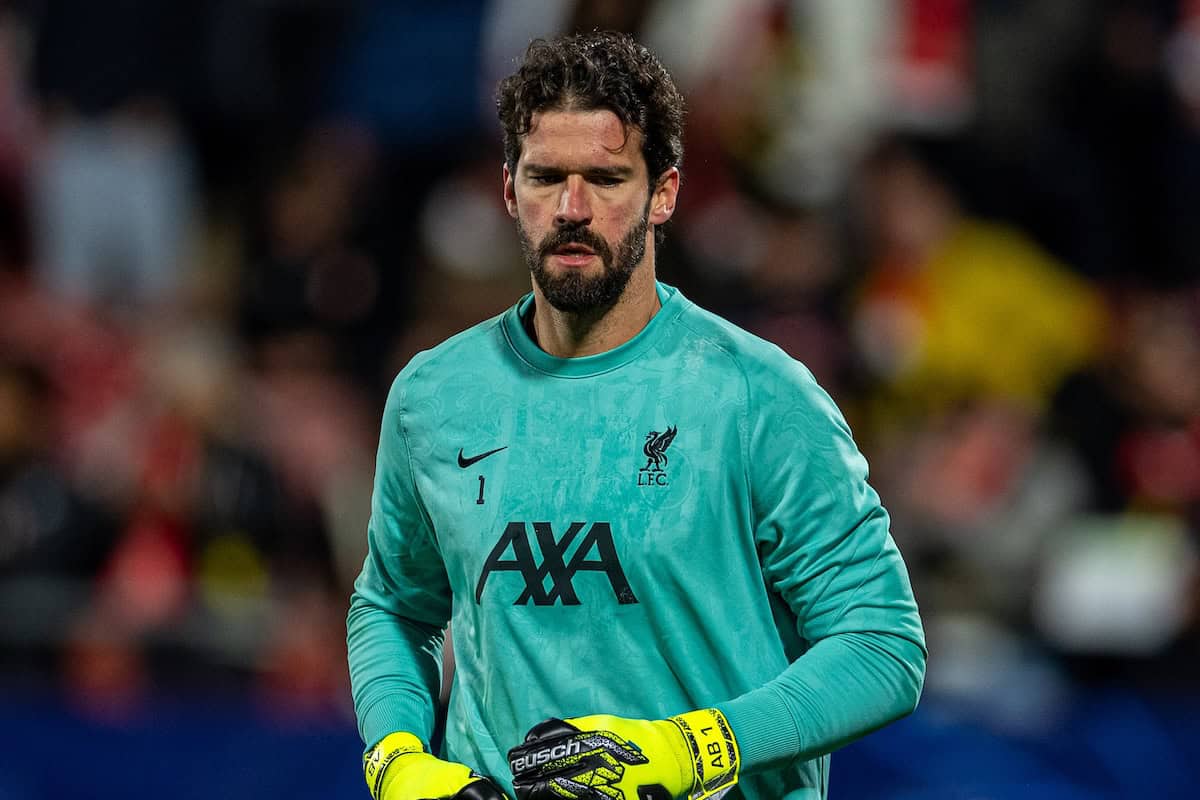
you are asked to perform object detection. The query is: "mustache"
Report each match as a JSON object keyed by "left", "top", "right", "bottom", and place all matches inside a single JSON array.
[{"left": 537, "top": 225, "right": 613, "bottom": 262}]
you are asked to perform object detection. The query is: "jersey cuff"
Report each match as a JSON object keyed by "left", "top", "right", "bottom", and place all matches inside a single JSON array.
[
  {"left": 716, "top": 686, "right": 802, "bottom": 772},
  {"left": 359, "top": 693, "right": 435, "bottom": 754}
]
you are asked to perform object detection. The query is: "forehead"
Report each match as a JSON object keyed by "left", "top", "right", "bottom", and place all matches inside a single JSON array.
[{"left": 518, "top": 109, "right": 645, "bottom": 173}]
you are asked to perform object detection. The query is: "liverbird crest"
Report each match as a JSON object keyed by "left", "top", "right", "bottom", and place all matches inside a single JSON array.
[{"left": 641, "top": 425, "right": 678, "bottom": 473}]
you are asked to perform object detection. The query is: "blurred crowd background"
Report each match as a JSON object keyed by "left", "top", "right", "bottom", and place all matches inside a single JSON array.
[{"left": 1, "top": 0, "right": 1199, "bottom": 797}]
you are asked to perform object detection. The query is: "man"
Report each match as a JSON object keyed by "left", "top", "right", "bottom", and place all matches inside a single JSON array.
[{"left": 348, "top": 31, "right": 925, "bottom": 800}]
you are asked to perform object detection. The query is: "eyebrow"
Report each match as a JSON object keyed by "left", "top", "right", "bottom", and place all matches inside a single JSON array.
[{"left": 522, "top": 163, "right": 637, "bottom": 178}]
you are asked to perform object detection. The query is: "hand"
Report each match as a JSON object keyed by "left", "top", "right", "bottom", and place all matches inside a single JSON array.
[
  {"left": 507, "top": 709, "right": 739, "bottom": 800},
  {"left": 365, "top": 731, "right": 510, "bottom": 800}
]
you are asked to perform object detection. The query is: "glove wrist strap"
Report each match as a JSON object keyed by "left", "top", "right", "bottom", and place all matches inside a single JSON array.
[
  {"left": 668, "top": 709, "right": 740, "bottom": 800},
  {"left": 363, "top": 731, "right": 425, "bottom": 800}
]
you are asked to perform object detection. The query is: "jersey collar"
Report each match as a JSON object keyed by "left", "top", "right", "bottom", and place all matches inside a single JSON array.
[{"left": 502, "top": 282, "right": 682, "bottom": 377}]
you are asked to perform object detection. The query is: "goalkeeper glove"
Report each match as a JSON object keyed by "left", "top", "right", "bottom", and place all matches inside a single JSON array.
[
  {"left": 364, "top": 731, "right": 510, "bottom": 800},
  {"left": 507, "top": 709, "right": 740, "bottom": 800}
]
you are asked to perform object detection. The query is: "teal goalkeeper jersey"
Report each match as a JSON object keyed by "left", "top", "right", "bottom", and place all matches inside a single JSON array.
[{"left": 348, "top": 283, "right": 926, "bottom": 800}]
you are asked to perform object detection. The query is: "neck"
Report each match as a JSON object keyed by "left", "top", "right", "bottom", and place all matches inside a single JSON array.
[{"left": 530, "top": 261, "right": 661, "bottom": 358}]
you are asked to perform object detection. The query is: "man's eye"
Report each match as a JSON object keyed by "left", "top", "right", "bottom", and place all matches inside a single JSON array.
[
  {"left": 590, "top": 176, "right": 621, "bottom": 186},
  {"left": 529, "top": 175, "right": 560, "bottom": 185}
]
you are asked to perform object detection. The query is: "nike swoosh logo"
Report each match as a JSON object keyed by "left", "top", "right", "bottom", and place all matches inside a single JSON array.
[{"left": 457, "top": 446, "right": 507, "bottom": 468}]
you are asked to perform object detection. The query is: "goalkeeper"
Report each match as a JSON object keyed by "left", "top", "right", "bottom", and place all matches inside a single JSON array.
[{"left": 347, "top": 30, "right": 926, "bottom": 800}]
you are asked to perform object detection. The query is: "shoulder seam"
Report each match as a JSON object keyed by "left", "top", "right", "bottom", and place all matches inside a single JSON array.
[
  {"left": 393, "top": 377, "right": 442, "bottom": 553},
  {"left": 389, "top": 313, "right": 508, "bottom": 551},
  {"left": 403, "top": 315, "right": 506, "bottom": 387},
  {"left": 672, "top": 315, "right": 755, "bottom": 518}
]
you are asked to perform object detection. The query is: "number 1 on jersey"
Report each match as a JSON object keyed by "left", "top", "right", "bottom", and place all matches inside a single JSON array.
[{"left": 476, "top": 475, "right": 486, "bottom": 505}]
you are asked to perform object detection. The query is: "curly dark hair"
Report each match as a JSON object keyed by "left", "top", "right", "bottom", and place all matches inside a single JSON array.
[{"left": 496, "top": 31, "right": 685, "bottom": 183}]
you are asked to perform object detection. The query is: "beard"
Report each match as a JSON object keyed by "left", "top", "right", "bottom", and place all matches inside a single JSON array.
[{"left": 518, "top": 206, "right": 650, "bottom": 313}]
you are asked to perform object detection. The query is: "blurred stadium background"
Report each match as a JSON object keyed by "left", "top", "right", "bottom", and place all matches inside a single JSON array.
[{"left": 1, "top": 1, "right": 1198, "bottom": 798}]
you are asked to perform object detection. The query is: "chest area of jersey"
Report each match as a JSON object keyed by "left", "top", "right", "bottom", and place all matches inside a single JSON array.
[{"left": 410, "top": 376, "right": 745, "bottom": 606}]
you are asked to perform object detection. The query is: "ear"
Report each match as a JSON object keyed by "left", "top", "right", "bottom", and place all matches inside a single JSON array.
[
  {"left": 503, "top": 162, "right": 518, "bottom": 219},
  {"left": 648, "top": 167, "right": 680, "bottom": 226}
]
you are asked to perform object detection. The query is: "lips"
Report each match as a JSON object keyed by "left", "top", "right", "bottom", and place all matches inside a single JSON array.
[
  {"left": 538, "top": 227, "right": 610, "bottom": 266},
  {"left": 553, "top": 244, "right": 595, "bottom": 256}
]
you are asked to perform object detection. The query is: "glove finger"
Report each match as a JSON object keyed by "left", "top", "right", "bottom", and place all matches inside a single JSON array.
[
  {"left": 512, "top": 778, "right": 564, "bottom": 800},
  {"left": 552, "top": 775, "right": 618, "bottom": 800},
  {"left": 451, "top": 777, "right": 510, "bottom": 800},
  {"left": 522, "top": 718, "right": 581, "bottom": 743}
]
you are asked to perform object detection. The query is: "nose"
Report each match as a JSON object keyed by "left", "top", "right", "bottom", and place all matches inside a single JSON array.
[{"left": 554, "top": 175, "right": 592, "bottom": 227}]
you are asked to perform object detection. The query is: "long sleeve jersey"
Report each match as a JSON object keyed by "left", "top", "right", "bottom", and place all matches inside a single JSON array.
[{"left": 348, "top": 283, "right": 926, "bottom": 799}]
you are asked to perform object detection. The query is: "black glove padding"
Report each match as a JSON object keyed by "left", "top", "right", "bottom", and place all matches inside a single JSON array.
[{"left": 508, "top": 718, "right": 673, "bottom": 800}]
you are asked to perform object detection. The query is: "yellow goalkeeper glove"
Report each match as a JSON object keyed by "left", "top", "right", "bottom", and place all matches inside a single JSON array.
[
  {"left": 506, "top": 709, "right": 740, "bottom": 800},
  {"left": 365, "top": 731, "right": 510, "bottom": 800}
]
